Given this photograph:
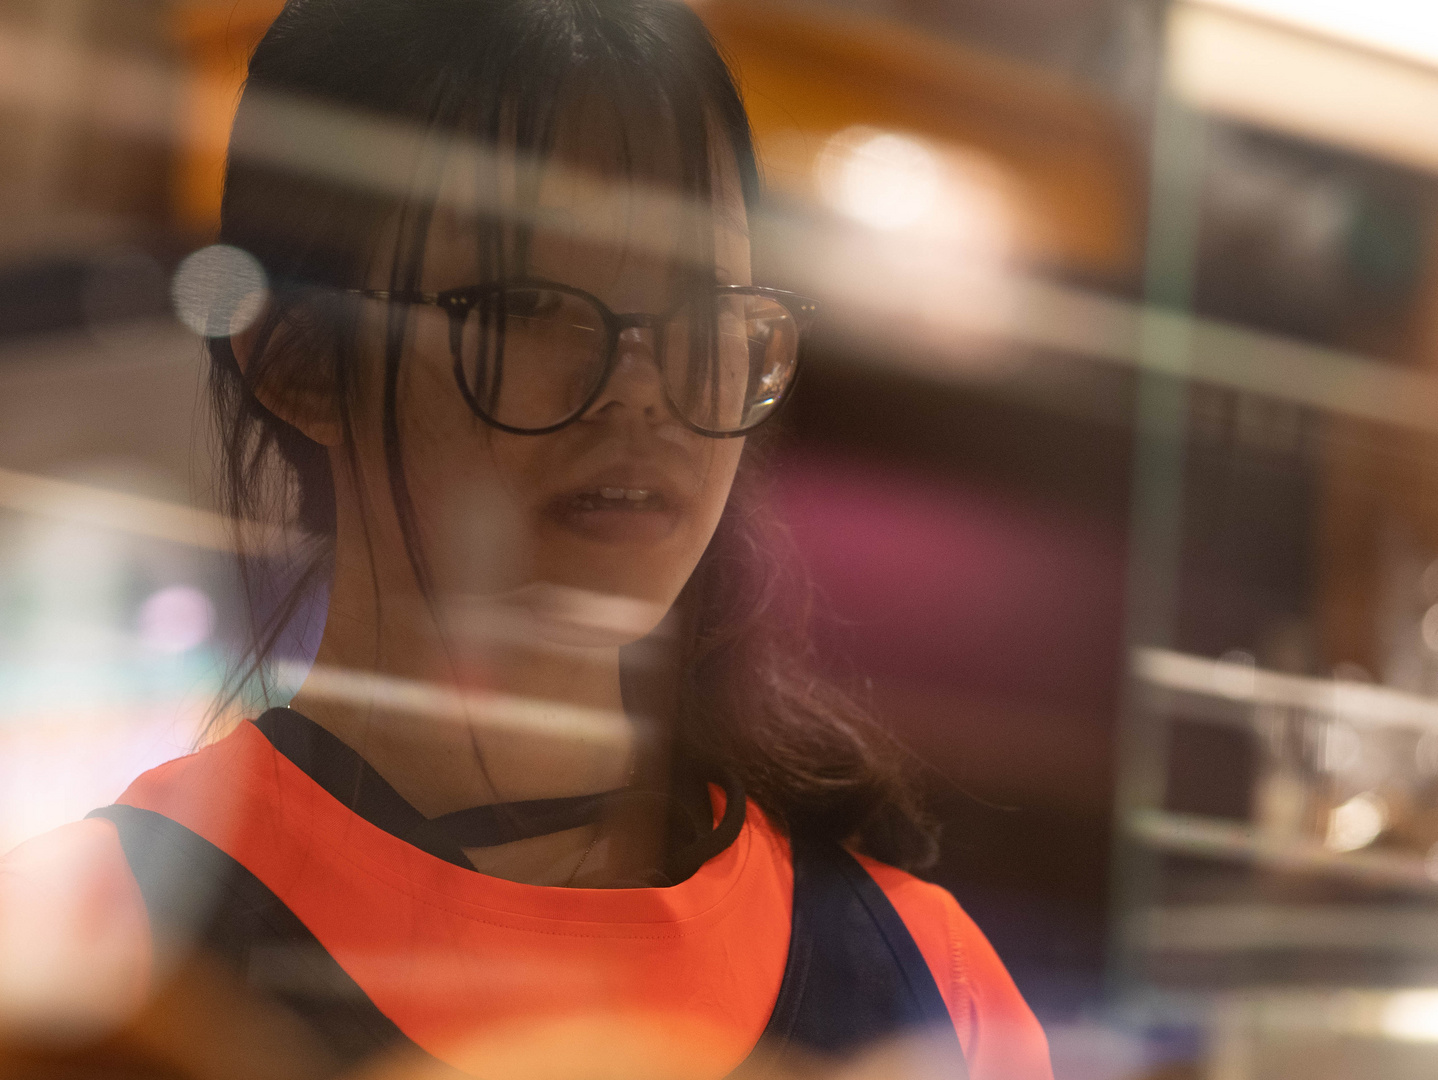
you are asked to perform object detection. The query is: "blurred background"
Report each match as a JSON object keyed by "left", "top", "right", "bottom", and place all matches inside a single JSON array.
[{"left": 8, "top": 0, "right": 1438, "bottom": 1076}]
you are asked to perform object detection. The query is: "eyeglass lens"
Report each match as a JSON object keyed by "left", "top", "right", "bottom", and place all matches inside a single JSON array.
[{"left": 454, "top": 286, "right": 799, "bottom": 434}]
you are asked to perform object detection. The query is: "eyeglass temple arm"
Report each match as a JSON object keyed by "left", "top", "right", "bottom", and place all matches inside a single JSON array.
[
  {"left": 350, "top": 286, "right": 821, "bottom": 328},
  {"left": 347, "top": 288, "right": 446, "bottom": 306}
]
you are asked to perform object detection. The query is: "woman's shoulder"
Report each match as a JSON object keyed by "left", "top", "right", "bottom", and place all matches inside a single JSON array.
[
  {"left": 0, "top": 729, "right": 248, "bottom": 1034},
  {"left": 108, "top": 721, "right": 272, "bottom": 827},
  {"left": 0, "top": 817, "right": 152, "bottom": 1032},
  {"left": 852, "top": 853, "right": 1054, "bottom": 1080}
]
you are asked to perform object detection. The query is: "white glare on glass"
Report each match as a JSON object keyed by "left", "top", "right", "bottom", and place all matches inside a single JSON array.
[
  {"left": 1212, "top": 648, "right": 1257, "bottom": 699},
  {"left": 137, "top": 585, "right": 215, "bottom": 654},
  {"left": 1168, "top": 3, "right": 1438, "bottom": 176},
  {"left": 1381, "top": 989, "right": 1438, "bottom": 1042},
  {"left": 1200, "top": 0, "right": 1438, "bottom": 70},
  {"left": 171, "top": 244, "right": 268, "bottom": 338},
  {"left": 816, "top": 127, "right": 940, "bottom": 231},
  {"left": 1324, "top": 791, "right": 1386, "bottom": 852}
]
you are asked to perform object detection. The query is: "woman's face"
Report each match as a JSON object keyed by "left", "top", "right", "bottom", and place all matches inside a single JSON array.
[{"left": 348, "top": 125, "right": 751, "bottom": 644}]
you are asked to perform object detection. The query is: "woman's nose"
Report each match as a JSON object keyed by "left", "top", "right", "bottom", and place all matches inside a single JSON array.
[{"left": 588, "top": 326, "right": 668, "bottom": 423}]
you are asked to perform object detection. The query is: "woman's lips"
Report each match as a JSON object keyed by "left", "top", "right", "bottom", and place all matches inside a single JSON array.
[{"left": 543, "top": 485, "right": 684, "bottom": 543}]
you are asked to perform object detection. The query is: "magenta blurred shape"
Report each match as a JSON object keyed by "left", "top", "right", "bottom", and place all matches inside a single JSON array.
[{"left": 774, "top": 449, "right": 1125, "bottom": 713}]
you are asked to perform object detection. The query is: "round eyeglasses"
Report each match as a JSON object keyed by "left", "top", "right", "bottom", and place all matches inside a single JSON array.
[{"left": 348, "top": 279, "right": 819, "bottom": 437}]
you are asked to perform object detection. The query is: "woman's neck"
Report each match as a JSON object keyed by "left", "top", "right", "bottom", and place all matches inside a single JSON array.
[{"left": 291, "top": 562, "right": 639, "bottom": 821}]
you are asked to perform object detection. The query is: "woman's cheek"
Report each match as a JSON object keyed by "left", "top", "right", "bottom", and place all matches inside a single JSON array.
[
  {"left": 396, "top": 355, "right": 534, "bottom": 594},
  {"left": 699, "top": 440, "right": 744, "bottom": 531}
]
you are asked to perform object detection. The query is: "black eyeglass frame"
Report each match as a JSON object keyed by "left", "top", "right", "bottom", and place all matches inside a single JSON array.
[{"left": 347, "top": 278, "right": 820, "bottom": 438}]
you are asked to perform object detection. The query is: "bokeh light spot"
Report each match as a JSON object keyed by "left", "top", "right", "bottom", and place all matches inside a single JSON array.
[
  {"left": 1324, "top": 791, "right": 1386, "bottom": 852},
  {"left": 171, "top": 244, "right": 268, "bottom": 338},
  {"left": 816, "top": 126, "right": 941, "bottom": 231},
  {"left": 137, "top": 585, "right": 216, "bottom": 655},
  {"left": 1382, "top": 989, "right": 1438, "bottom": 1042}
]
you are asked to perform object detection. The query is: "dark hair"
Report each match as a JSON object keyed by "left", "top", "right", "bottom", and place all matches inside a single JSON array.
[{"left": 210, "top": 0, "right": 937, "bottom": 869}]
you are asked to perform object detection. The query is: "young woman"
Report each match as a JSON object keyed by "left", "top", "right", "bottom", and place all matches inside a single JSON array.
[{"left": 1, "top": 2, "right": 1050, "bottom": 1077}]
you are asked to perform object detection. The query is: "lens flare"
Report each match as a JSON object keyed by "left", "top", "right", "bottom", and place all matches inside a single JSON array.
[
  {"left": 1382, "top": 989, "right": 1438, "bottom": 1042},
  {"left": 136, "top": 585, "right": 215, "bottom": 654},
  {"left": 816, "top": 126, "right": 942, "bottom": 231},
  {"left": 1325, "top": 792, "right": 1386, "bottom": 853},
  {"left": 170, "top": 244, "right": 268, "bottom": 338}
]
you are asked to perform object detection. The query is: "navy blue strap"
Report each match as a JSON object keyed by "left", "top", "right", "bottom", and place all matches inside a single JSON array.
[
  {"left": 744, "top": 832, "right": 968, "bottom": 1075},
  {"left": 430, "top": 790, "right": 626, "bottom": 845},
  {"left": 258, "top": 707, "right": 630, "bottom": 847},
  {"left": 88, "top": 804, "right": 422, "bottom": 1072},
  {"left": 252, "top": 708, "right": 471, "bottom": 867},
  {"left": 252, "top": 707, "right": 744, "bottom": 884}
]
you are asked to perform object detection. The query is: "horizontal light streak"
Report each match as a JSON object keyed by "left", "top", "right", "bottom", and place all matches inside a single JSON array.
[
  {"left": 5, "top": 279, "right": 1438, "bottom": 565},
  {"left": 1005, "top": 278, "right": 1438, "bottom": 436},
  {"left": 1193, "top": 0, "right": 1438, "bottom": 70},
  {"left": 1129, "top": 808, "right": 1438, "bottom": 892},
  {"left": 1132, "top": 647, "right": 1438, "bottom": 733},
  {"left": 278, "top": 662, "right": 632, "bottom": 746},
  {"left": 0, "top": 466, "right": 289, "bottom": 556},
  {"left": 1141, "top": 902, "right": 1438, "bottom": 953},
  {"left": 1168, "top": 3, "right": 1438, "bottom": 174},
  {"left": 0, "top": 20, "right": 717, "bottom": 270}
]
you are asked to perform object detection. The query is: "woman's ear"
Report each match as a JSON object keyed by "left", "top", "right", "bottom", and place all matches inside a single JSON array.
[{"left": 230, "top": 307, "right": 344, "bottom": 447}]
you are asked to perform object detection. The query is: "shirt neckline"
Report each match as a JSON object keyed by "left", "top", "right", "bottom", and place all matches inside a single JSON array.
[{"left": 251, "top": 706, "right": 746, "bottom": 886}]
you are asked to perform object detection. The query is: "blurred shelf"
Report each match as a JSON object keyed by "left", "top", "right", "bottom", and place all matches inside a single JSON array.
[
  {"left": 1139, "top": 901, "right": 1438, "bottom": 955},
  {"left": 1133, "top": 646, "right": 1438, "bottom": 735},
  {"left": 1129, "top": 809, "right": 1438, "bottom": 894}
]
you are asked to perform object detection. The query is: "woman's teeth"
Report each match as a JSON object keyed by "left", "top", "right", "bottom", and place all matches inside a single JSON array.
[{"left": 571, "top": 488, "right": 661, "bottom": 510}]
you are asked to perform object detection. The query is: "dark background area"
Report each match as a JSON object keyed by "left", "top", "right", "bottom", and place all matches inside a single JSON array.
[{"left": 775, "top": 345, "right": 1134, "bottom": 1020}]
